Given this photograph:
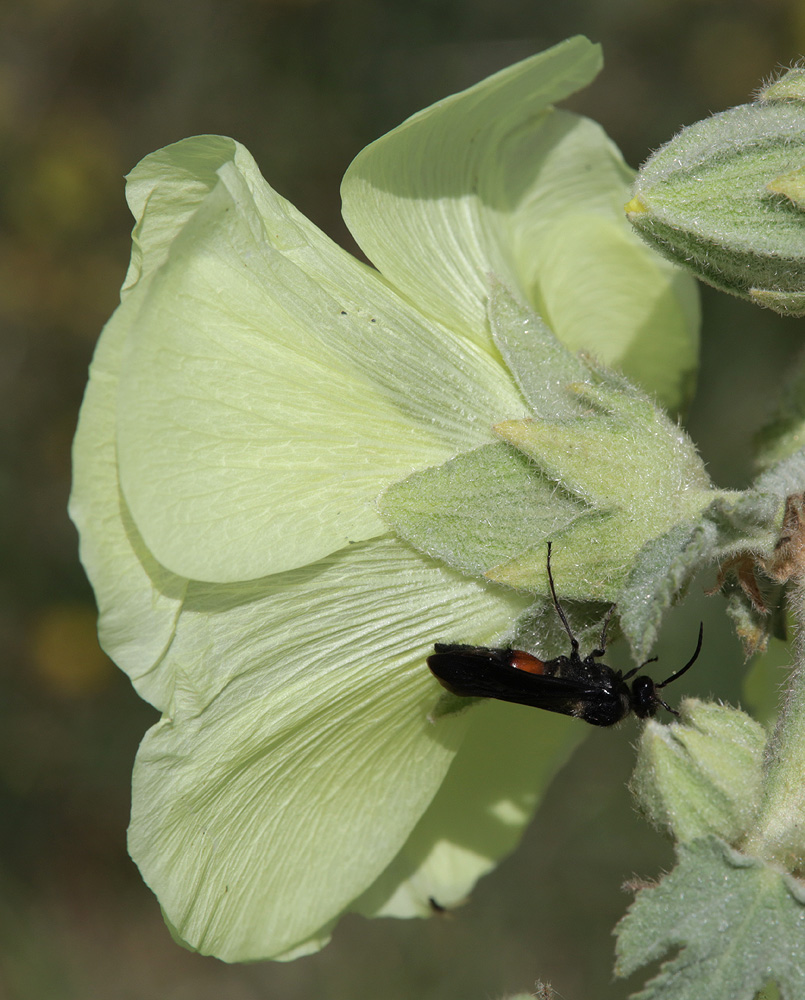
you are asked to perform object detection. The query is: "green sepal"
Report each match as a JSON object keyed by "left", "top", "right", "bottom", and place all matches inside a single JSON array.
[
  {"left": 487, "top": 279, "right": 594, "bottom": 419},
  {"left": 630, "top": 700, "right": 766, "bottom": 845},
  {"left": 382, "top": 288, "right": 714, "bottom": 605},
  {"left": 616, "top": 520, "right": 703, "bottom": 657},
  {"left": 488, "top": 377, "right": 714, "bottom": 597},
  {"left": 378, "top": 443, "right": 592, "bottom": 584},
  {"left": 760, "top": 67, "right": 805, "bottom": 104}
]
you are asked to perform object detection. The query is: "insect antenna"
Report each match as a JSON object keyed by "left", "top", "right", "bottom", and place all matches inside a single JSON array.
[
  {"left": 546, "top": 542, "right": 579, "bottom": 655},
  {"left": 656, "top": 623, "right": 704, "bottom": 690}
]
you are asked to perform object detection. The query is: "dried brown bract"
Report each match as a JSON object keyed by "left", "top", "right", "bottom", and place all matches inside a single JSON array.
[
  {"left": 764, "top": 491, "right": 805, "bottom": 583},
  {"left": 709, "top": 492, "right": 805, "bottom": 616}
]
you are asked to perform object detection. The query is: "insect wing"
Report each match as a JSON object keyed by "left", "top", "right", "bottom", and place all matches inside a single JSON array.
[
  {"left": 428, "top": 647, "right": 626, "bottom": 725},
  {"left": 428, "top": 645, "right": 513, "bottom": 699}
]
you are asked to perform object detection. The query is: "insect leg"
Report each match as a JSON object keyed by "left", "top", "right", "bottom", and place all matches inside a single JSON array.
[
  {"left": 589, "top": 603, "right": 617, "bottom": 659},
  {"left": 622, "top": 655, "right": 657, "bottom": 682}
]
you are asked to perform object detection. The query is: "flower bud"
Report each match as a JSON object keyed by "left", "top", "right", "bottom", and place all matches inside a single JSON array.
[
  {"left": 626, "top": 67, "right": 805, "bottom": 316},
  {"left": 630, "top": 699, "right": 766, "bottom": 845}
]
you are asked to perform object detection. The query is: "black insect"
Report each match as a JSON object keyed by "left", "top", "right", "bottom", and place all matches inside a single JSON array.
[{"left": 427, "top": 542, "right": 702, "bottom": 727}]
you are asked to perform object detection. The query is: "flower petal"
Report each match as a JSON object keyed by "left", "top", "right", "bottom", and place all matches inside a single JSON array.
[
  {"left": 124, "top": 135, "right": 243, "bottom": 289},
  {"left": 342, "top": 36, "right": 602, "bottom": 348},
  {"left": 527, "top": 211, "right": 699, "bottom": 411},
  {"left": 129, "top": 537, "right": 529, "bottom": 960},
  {"left": 351, "top": 698, "right": 582, "bottom": 918},
  {"left": 69, "top": 276, "right": 186, "bottom": 710},
  {"left": 342, "top": 37, "right": 699, "bottom": 410},
  {"left": 69, "top": 139, "right": 254, "bottom": 704},
  {"left": 116, "top": 139, "right": 526, "bottom": 583}
]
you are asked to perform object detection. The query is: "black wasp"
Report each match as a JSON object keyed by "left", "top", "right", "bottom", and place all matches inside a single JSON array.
[{"left": 427, "top": 542, "right": 702, "bottom": 727}]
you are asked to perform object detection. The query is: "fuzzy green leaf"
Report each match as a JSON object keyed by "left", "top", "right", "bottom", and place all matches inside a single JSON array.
[{"left": 615, "top": 838, "right": 805, "bottom": 1000}]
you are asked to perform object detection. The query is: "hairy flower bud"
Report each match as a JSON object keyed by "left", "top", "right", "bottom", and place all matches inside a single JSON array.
[
  {"left": 626, "top": 67, "right": 805, "bottom": 316},
  {"left": 630, "top": 700, "right": 766, "bottom": 845}
]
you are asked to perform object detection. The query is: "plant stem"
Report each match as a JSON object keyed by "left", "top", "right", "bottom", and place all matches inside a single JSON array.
[{"left": 744, "top": 581, "right": 805, "bottom": 871}]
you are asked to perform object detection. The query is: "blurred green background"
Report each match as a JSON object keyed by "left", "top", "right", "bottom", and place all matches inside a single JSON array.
[{"left": 2, "top": 1, "right": 804, "bottom": 997}]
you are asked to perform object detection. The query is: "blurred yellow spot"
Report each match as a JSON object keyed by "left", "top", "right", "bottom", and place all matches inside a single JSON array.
[
  {"left": 624, "top": 195, "right": 646, "bottom": 215},
  {"left": 30, "top": 604, "right": 113, "bottom": 697}
]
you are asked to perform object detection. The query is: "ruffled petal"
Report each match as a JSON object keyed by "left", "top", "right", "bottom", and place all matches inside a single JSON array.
[
  {"left": 342, "top": 38, "right": 699, "bottom": 410},
  {"left": 69, "top": 275, "right": 186, "bottom": 711},
  {"left": 129, "top": 537, "right": 529, "bottom": 960},
  {"left": 116, "top": 138, "right": 526, "bottom": 583},
  {"left": 342, "top": 36, "right": 602, "bottom": 349},
  {"left": 351, "top": 697, "right": 582, "bottom": 918}
]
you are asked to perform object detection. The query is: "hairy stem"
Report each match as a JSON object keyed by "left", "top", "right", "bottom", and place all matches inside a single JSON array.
[{"left": 744, "top": 581, "right": 805, "bottom": 871}]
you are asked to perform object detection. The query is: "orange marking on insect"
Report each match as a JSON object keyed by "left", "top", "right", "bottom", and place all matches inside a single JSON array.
[{"left": 509, "top": 651, "right": 546, "bottom": 675}]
